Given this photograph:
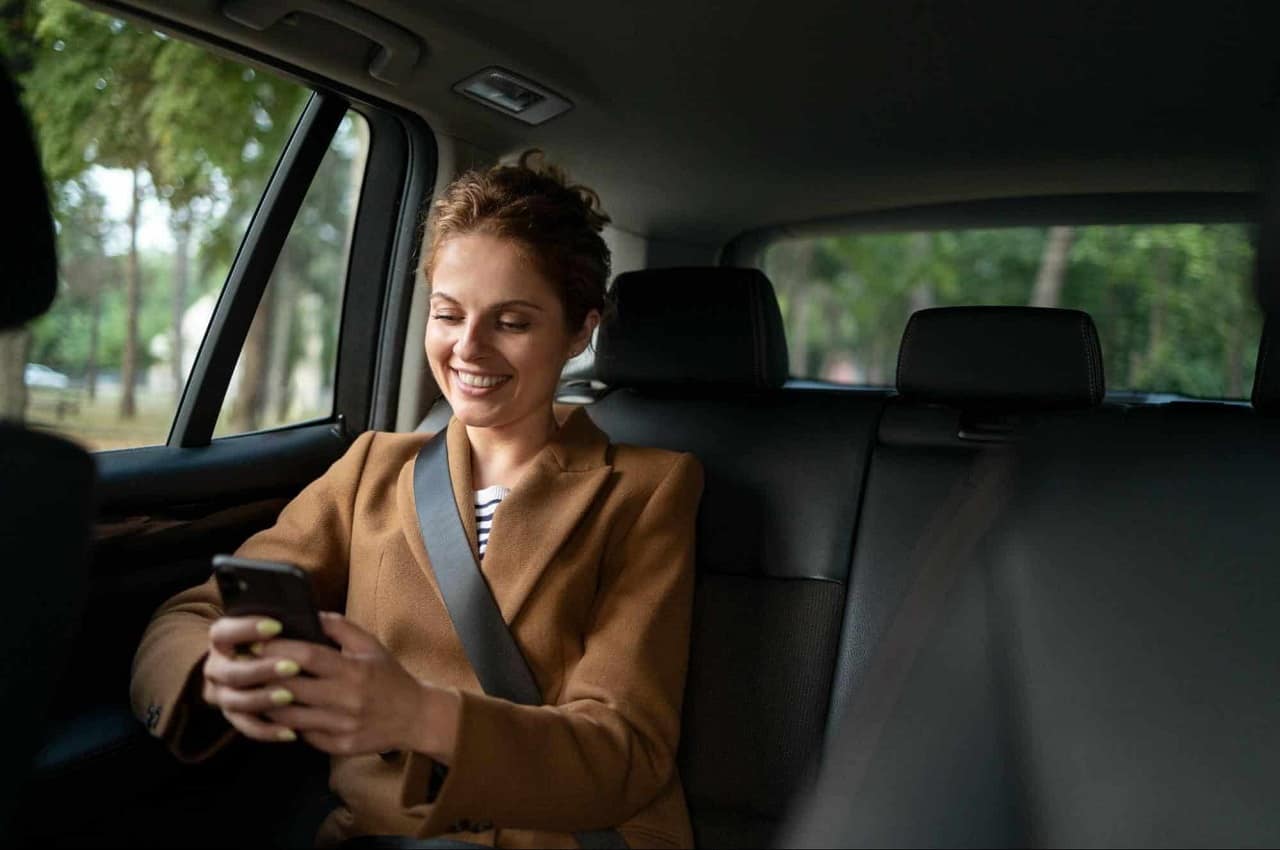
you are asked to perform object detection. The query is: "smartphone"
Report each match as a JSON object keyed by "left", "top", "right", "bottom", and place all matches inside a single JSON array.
[{"left": 212, "top": 555, "right": 337, "bottom": 648}]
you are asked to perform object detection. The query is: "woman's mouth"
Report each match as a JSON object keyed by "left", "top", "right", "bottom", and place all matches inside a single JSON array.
[{"left": 452, "top": 368, "right": 512, "bottom": 395}]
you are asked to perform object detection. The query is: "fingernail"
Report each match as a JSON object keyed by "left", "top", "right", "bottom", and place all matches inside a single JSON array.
[
  {"left": 250, "top": 642, "right": 266, "bottom": 657},
  {"left": 274, "top": 659, "right": 300, "bottom": 677},
  {"left": 276, "top": 728, "right": 297, "bottom": 742},
  {"left": 270, "top": 688, "right": 294, "bottom": 706},
  {"left": 256, "top": 619, "right": 282, "bottom": 637}
]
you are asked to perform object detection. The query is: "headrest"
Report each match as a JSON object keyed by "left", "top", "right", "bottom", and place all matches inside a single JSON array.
[
  {"left": 596, "top": 267, "right": 789, "bottom": 389},
  {"left": 1, "top": 65, "right": 57, "bottom": 331},
  {"left": 896, "top": 306, "right": 1105, "bottom": 410},
  {"left": 1253, "top": 320, "right": 1278, "bottom": 414}
]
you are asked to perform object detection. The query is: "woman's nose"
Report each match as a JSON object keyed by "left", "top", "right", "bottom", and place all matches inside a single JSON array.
[{"left": 453, "top": 319, "right": 488, "bottom": 360}]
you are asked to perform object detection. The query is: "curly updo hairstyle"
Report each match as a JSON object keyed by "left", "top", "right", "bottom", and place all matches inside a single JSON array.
[{"left": 423, "top": 150, "right": 612, "bottom": 333}]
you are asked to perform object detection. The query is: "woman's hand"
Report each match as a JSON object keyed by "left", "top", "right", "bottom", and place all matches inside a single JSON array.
[
  {"left": 259, "top": 612, "right": 461, "bottom": 759},
  {"left": 201, "top": 615, "right": 303, "bottom": 743}
]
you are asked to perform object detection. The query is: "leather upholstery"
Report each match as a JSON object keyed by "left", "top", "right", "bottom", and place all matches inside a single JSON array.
[
  {"left": 1253, "top": 320, "right": 1277, "bottom": 414},
  {"left": 595, "top": 267, "right": 789, "bottom": 389},
  {"left": 787, "top": 411, "right": 1280, "bottom": 847},
  {"left": 896, "top": 306, "right": 1105, "bottom": 409},
  {"left": 1, "top": 69, "right": 57, "bottom": 330}
]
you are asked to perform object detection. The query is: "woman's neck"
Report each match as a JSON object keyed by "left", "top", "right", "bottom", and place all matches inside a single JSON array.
[{"left": 466, "top": 407, "right": 560, "bottom": 491}]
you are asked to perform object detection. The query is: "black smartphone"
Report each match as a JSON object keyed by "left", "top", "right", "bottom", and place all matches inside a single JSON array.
[{"left": 212, "top": 555, "right": 337, "bottom": 648}]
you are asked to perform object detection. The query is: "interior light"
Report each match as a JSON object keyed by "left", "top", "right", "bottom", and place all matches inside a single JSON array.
[{"left": 453, "top": 67, "right": 572, "bottom": 125}]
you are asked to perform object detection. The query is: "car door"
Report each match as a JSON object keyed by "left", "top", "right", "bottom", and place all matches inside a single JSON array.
[{"left": 5, "top": 6, "right": 433, "bottom": 845}]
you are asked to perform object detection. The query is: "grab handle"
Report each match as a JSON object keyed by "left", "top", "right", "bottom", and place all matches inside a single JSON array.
[{"left": 222, "top": 0, "right": 422, "bottom": 86}]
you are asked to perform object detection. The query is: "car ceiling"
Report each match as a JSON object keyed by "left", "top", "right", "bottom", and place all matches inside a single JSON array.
[{"left": 109, "top": 0, "right": 1280, "bottom": 248}]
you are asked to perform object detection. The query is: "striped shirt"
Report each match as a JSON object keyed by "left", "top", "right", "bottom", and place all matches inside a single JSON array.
[{"left": 474, "top": 484, "right": 510, "bottom": 559}]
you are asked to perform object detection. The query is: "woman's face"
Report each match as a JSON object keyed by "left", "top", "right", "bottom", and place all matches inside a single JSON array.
[{"left": 425, "top": 232, "right": 597, "bottom": 432}]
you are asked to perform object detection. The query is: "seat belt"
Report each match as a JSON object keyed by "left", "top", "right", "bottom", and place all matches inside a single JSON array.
[
  {"left": 412, "top": 431, "right": 628, "bottom": 850},
  {"left": 821, "top": 447, "right": 1018, "bottom": 796}
]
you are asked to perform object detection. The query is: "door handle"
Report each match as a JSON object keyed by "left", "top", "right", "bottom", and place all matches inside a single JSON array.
[{"left": 222, "top": 0, "right": 423, "bottom": 86}]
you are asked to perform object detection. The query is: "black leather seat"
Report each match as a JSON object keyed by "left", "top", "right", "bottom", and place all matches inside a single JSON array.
[
  {"left": 1253, "top": 320, "right": 1277, "bottom": 414},
  {"left": 827, "top": 306, "right": 1109, "bottom": 727},
  {"left": 784, "top": 312, "right": 1280, "bottom": 847},
  {"left": 0, "top": 67, "right": 95, "bottom": 839},
  {"left": 0, "top": 66, "right": 94, "bottom": 834},
  {"left": 589, "top": 267, "right": 887, "bottom": 847}
]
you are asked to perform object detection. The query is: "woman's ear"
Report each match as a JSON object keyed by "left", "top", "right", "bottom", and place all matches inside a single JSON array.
[{"left": 570, "top": 309, "right": 602, "bottom": 358}]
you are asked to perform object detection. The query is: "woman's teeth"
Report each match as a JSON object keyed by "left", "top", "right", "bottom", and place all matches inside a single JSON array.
[{"left": 455, "top": 370, "right": 510, "bottom": 388}]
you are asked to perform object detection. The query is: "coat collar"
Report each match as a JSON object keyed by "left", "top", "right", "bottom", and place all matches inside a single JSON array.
[{"left": 399, "top": 407, "right": 613, "bottom": 625}]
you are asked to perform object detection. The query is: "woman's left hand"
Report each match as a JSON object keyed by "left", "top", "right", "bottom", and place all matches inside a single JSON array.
[{"left": 258, "top": 611, "right": 442, "bottom": 757}]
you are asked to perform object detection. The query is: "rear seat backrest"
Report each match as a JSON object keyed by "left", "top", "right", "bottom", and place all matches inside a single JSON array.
[
  {"left": 830, "top": 306, "right": 1108, "bottom": 737},
  {"left": 1254, "top": 319, "right": 1278, "bottom": 414},
  {"left": 589, "top": 267, "right": 884, "bottom": 847}
]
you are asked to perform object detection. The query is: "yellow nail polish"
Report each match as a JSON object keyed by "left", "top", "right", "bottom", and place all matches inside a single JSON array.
[
  {"left": 256, "top": 619, "right": 283, "bottom": 637},
  {"left": 270, "top": 688, "right": 294, "bottom": 705},
  {"left": 275, "top": 659, "right": 300, "bottom": 677},
  {"left": 276, "top": 729, "right": 297, "bottom": 742},
  {"left": 250, "top": 642, "right": 266, "bottom": 657}
]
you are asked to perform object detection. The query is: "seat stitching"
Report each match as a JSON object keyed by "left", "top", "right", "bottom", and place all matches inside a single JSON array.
[{"left": 1080, "top": 315, "right": 1098, "bottom": 403}]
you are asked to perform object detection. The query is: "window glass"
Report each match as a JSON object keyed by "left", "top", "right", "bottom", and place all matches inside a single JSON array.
[
  {"left": 0, "top": 2, "right": 309, "bottom": 450},
  {"left": 214, "top": 112, "right": 368, "bottom": 437},
  {"left": 762, "top": 224, "right": 1262, "bottom": 400}
]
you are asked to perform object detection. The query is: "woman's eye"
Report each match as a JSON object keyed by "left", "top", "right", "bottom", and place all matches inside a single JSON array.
[
  {"left": 499, "top": 320, "right": 531, "bottom": 331},
  {"left": 431, "top": 313, "right": 462, "bottom": 323}
]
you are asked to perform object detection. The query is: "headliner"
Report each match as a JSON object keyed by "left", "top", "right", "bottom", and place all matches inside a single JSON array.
[{"left": 108, "top": 0, "right": 1280, "bottom": 247}]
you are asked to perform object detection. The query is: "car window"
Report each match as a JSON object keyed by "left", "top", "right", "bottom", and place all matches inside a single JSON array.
[
  {"left": 0, "top": 3, "right": 315, "bottom": 450},
  {"left": 762, "top": 224, "right": 1262, "bottom": 400},
  {"left": 212, "top": 111, "right": 368, "bottom": 439}
]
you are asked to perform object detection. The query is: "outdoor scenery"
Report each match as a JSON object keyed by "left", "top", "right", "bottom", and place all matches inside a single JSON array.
[
  {"left": 765, "top": 224, "right": 1262, "bottom": 399},
  {"left": 0, "top": 0, "right": 365, "bottom": 450}
]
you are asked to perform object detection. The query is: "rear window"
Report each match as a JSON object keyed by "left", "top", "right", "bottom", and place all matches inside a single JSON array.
[{"left": 761, "top": 224, "right": 1262, "bottom": 401}]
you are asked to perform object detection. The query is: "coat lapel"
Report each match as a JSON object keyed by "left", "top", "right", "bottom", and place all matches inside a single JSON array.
[
  {"left": 479, "top": 408, "right": 612, "bottom": 624},
  {"left": 399, "top": 408, "right": 613, "bottom": 625}
]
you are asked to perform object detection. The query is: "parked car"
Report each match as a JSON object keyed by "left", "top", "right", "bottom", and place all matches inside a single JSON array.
[{"left": 24, "top": 363, "right": 69, "bottom": 390}]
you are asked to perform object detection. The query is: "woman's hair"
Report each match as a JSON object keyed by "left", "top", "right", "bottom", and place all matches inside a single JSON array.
[{"left": 423, "top": 150, "right": 612, "bottom": 332}]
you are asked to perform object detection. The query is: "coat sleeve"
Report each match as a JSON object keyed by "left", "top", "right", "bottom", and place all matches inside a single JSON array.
[
  {"left": 399, "top": 452, "right": 703, "bottom": 835},
  {"left": 128, "top": 431, "right": 378, "bottom": 762}
]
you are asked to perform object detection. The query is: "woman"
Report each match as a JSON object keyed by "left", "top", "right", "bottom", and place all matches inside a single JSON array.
[{"left": 130, "top": 153, "right": 703, "bottom": 849}]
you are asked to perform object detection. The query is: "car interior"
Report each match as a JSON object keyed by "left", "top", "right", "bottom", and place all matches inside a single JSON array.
[{"left": 3, "top": 1, "right": 1279, "bottom": 847}]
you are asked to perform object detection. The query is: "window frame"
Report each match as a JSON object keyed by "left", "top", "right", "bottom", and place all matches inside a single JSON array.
[{"left": 86, "top": 2, "right": 437, "bottom": 505}]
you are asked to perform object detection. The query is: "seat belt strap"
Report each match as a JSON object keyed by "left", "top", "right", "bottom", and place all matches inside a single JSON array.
[{"left": 413, "top": 431, "right": 628, "bottom": 850}]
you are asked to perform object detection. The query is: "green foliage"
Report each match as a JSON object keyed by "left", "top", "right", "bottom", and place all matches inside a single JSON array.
[
  {"left": 767, "top": 224, "right": 1263, "bottom": 399},
  {"left": 6, "top": 0, "right": 354, "bottom": 445}
]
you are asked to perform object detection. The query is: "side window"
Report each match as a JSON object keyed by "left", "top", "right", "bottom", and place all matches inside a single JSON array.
[
  {"left": 763, "top": 224, "right": 1262, "bottom": 401},
  {"left": 214, "top": 112, "right": 368, "bottom": 438},
  {"left": 0, "top": 3, "right": 315, "bottom": 450}
]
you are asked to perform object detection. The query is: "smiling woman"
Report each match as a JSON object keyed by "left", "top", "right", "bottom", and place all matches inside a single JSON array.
[{"left": 130, "top": 152, "right": 704, "bottom": 849}]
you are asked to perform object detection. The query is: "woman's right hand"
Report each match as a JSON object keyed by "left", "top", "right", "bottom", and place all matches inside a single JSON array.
[{"left": 201, "top": 616, "right": 303, "bottom": 743}]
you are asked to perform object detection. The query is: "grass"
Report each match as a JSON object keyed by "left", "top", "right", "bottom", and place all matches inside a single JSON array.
[{"left": 26, "top": 385, "right": 177, "bottom": 452}]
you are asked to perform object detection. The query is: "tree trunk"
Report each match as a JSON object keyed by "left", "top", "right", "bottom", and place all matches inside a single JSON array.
[
  {"left": 170, "top": 208, "right": 191, "bottom": 399},
  {"left": 1145, "top": 245, "right": 1171, "bottom": 379},
  {"left": 266, "top": 252, "right": 295, "bottom": 424},
  {"left": 0, "top": 328, "right": 30, "bottom": 423},
  {"left": 230, "top": 294, "right": 272, "bottom": 434},
  {"left": 119, "top": 165, "right": 142, "bottom": 419},
  {"left": 789, "top": 285, "right": 813, "bottom": 377},
  {"left": 1030, "top": 226, "right": 1075, "bottom": 307},
  {"left": 85, "top": 269, "right": 101, "bottom": 402}
]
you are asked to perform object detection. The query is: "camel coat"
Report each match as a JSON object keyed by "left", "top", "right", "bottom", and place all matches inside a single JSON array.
[{"left": 129, "top": 408, "right": 703, "bottom": 848}]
